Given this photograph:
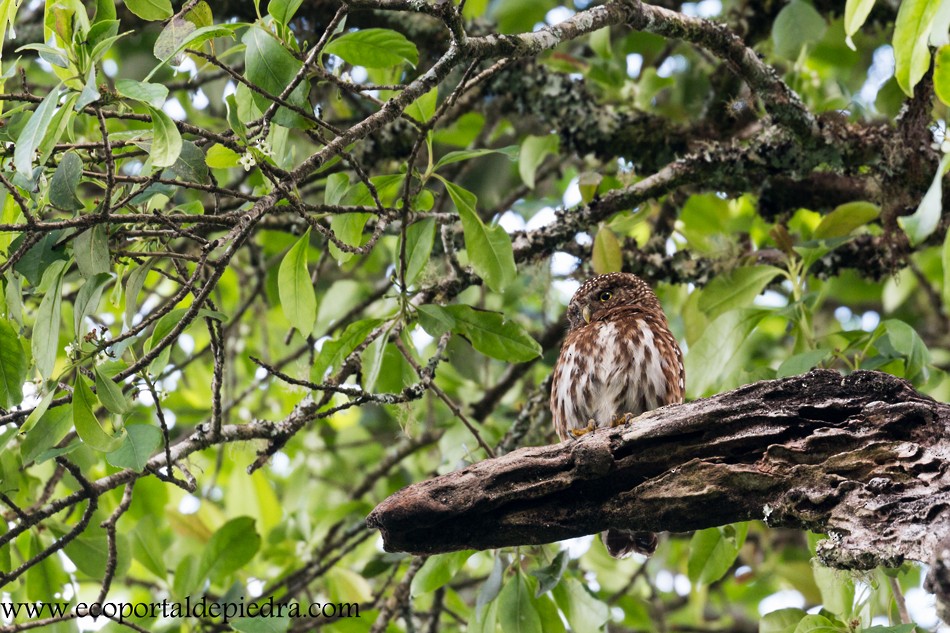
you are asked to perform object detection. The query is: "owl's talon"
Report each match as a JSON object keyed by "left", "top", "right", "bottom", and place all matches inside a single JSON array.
[
  {"left": 570, "top": 420, "right": 596, "bottom": 438},
  {"left": 609, "top": 414, "right": 632, "bottom": 428}
]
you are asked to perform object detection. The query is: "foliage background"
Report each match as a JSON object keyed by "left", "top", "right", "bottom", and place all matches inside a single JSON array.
[{"left": 0, "top": 0, "right": 949, "bottom": 631}]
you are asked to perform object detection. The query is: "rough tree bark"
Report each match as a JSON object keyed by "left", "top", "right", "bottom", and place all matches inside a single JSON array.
[{"left": 368, "top": 369, "right": 950, "bottom": 603}]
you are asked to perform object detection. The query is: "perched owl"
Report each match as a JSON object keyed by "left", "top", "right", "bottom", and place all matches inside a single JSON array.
[{"left": 550, "top": 272, "right": 685, "bottom": 558}]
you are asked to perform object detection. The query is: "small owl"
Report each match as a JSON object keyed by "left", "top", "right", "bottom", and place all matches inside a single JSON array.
[{"left": 550, "top": 272, "right": 685, "bottom": 558}]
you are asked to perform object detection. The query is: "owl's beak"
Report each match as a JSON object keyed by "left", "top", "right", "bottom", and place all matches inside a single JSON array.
[{"left": 582, "top": 305, "right": 592, "bottom": 323}]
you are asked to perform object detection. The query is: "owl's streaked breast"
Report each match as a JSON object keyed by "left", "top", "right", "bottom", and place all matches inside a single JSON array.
[{"left": 551, "top": 314, "right": 682, "bottom": 440}]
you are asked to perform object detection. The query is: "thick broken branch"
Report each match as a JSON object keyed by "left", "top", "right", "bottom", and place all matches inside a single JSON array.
[{"left": 368, "top": 370, "right": 950, "bottom": 577}]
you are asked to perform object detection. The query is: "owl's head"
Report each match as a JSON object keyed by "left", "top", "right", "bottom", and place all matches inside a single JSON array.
[{"left": 566, "top": 272, "right": 661, "bottom": 329}]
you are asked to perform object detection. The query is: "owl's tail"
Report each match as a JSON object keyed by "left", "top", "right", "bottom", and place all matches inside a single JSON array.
[{"left": 602, "top": 529, "right": 658, "bottom": 558}]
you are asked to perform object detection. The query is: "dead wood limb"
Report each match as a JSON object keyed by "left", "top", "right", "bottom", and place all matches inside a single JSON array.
[{"left": 367, "top": 369, "right": 950, "bottom": 594}]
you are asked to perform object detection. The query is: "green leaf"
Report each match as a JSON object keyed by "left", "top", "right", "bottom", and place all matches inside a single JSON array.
[
  {"left": 444, "top": 304, "right": 541, "bottom": 362},
  {"left": 0, "top": 319, "right": 26, "bottom": 409},
  {"left": 12, "top": 231, "right": 69, "bottom": 287},
  {"left": 899, "top": 153, "right": 950, "bottom": 245},
  {"left": 198, "top": 516, "right": 261, "bottom": 583},
  {"left": 73, "top": 225, "right": 110, "bottom": 279},
  {"left": 591, "top": 224, "right": 622, "bottom": 274},
  {"left": 206, "top": 143, "right": 241, "bottom": 169},
  {"left": 518, "top": 134, "right": 559, "bottom": 189},
  {"left": 761, "top": 608, "right": 808, "bottom": 633},
  {"left": 551, "top": 578, "right": 608, "bottom": 633},
  {"left": 95, "top": 364, "right": 129, "bottom": 414},
  {"left": 530, "top": 550, "right": 568, "bottom": 596},
  {"left": 893, "top": 0, "right": 942, "bottom": 96},
  {"left": 115, "top": 78, "right": 168, "bottom": 109},
  {"left": 698, "top": 265, "right": 782, "bottom": 319},
  {"left": 406, "top": 87, "right": 437, "bottom": 122},
  {"left": 63, "top": 529, "right": 124, "bottom": 578},
  {"left": 107, "top": 424, "right": 161, "bottom": 471},
  {"left": 22, "top": 402, "right": 73, "bottom": 463},
  {"left": 72, "top": 374, "right": 125, "bottom": 452},
  {"left": 124, "top": 259, "right": 156, "bottom": 326},
  {"left": 14, "top": 85, "right": 61, "bottom": 176},
  {"left": 402, "top": 217, "right": 436, "bottom": 285},
  {"left": 325, "top": 173, "right": 349, "bottom": 205},
  {"left": 170, "top": 140, "right": 210, "bottom": 184},
  {"left": 268, "top": 0, "right": 304, "bottom": 25},
  {"left": 311, "top": 318, "right": 382, "bottom": 381},
  {"left": 50, "top": 151, "right": 84, "bottom": 211},
  {"left": 329, "top": 212, "right": 370, "bottom": 263},
  {"left": 225, "top": 94, "right": 247, "bottom": 141},
  {"left": 88, "top": 29, "right": 130, "bottom": 68},
  {"left": 772, "top": 1, "right": 827, "bottom": 59},
  {"left": 535, "top": 594, "right": 566, "bottom": 633},
  {"left": 362, "top": 331, "right": 387, "bottom": 392},
  {"left": 812, "top": 560, "right": 855, "bottom": 618},
  {"left": 183, "top": 1, "right": 212, "bottom": 28},
  {"left": 685, "top": 309, "right": 766, "bottom": 397},
  {"left": 491, "top": 0, "right": 550, "bottom": 32},
  {"left": 882, "top": 267, "right": 916, "bottom": 313},
  {"left": 877, "top": 319, "right": 930, "bottom": 380},
  {"left": 410, "top": 550, "right": 473, "bottom": 595},
  {"left": 173, "top": 555, "right": 201, "bottom": 599},
  {"left": 95, "top": 0, "right": 117, "bottom": 23},
  {"left": 153, "top": 16, "right": 195, "bottom": 64},
  {"left": 130, "top": 516, "right": 167, "bottom": 578},
  {"left": 37, "top": 92, "right": 77, "bottom": 167},
  {"left": 278, "top": 229, "right": 317, "bottom": 335},
  {"left": 590, "top": 26, "right": 612, "bottom": 58},
  {"left": 74, "top": 272, "right": 114, "bottom": 337},
  {"left": 145, "top": 105, "right": 182, "bottom": 167},
  {"left": 125, "top": 0, "right": 172, "bottom": 21},
  {"left": 470, "top": 598, "right": 499, "bottom": 633},
  {"left": 792, "top": 614, "right": 844, "bottom": 633},
  {"left": 677, "top": 193, "right": 731, "bottom": 253},
  {"left": 794, "top": 236, "right": 851, "bottom": 273},
  {"left": 814, "top": 202, "right": 880, "bottom": 239},
  {"left": 477, "top": 554, "right": 505, "bottom": 615},
  {"left": 844, "top": 0, "right": 876, "bottom": 48},
  {"left": 439, "top": 177, "right": 516, "bottom": 292},
  {"left": 932, "top": 0, "right": 950, "bottom": 47},
  {"left": 32, "top": 260, "right": 67, "bottom": 380},
  {"left": 242, "top": 25, "right": 310, "bottom": 128},
  {"left": 34, "top": 442, "right": 81, "bottom": 464},
  {"left": 688, "top": 523, "right": 749, "bottom": 585},
  {"left": 324, "top": 28, "right": 419, "bottom": 68},
  {"left": 777, "top": 349, "right": 830, "bottom": 378},
  {"left": 225, "top": 468, "right": 282, "bottom": 536},
  {"left": 498, "top": 573, "right": 542, "bottom": 633},
  {"left": 434, "top": 146, "right": 517, "bottom": 170},
  {"left": 129, "top": 181, "right": 177, "bottom": 206},
  {"left": 147, "top": 24, "right": 236, "bottom": 80},
  {"left": 16, "top": 43, "right": 69, "bottom": 68},
  {"left": 76, "top": 65, "right": 100, "bottom": 110},
  {"left": 416, "top": 304, "right": 456, "bottom": 337},
  {"left": 26, "top": 534, "right": 68, "bottom": 602},
  {"left": 20, "top": 390, "right": 54, "bottom": 436},
  {"left": 577, "top": 172, "right": 602, "bottom": 204},
  {"left": 935, "top": 45, "right": 950, "bottom": 106}
]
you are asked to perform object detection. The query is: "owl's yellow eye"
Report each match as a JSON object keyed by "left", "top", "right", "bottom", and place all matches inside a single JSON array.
[{"left": 599, "top": 291, "right": 612, "bottom": 302}]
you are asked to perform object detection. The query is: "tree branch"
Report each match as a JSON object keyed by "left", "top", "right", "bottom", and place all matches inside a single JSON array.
[{"left": 367, "top": 370, "right": 950, "bottom": 582}]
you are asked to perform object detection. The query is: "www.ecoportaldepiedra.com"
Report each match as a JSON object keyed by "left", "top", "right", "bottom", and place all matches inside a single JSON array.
[{"left": 0, "top": 595, "right": 360, "bottom": 624}]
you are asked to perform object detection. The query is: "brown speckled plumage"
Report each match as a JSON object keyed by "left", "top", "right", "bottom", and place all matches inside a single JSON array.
[{"left": 550, "top": 272, "right": 685, "bottom": 558}]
